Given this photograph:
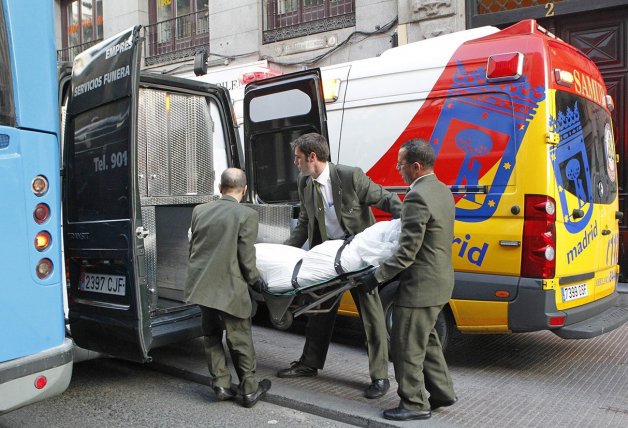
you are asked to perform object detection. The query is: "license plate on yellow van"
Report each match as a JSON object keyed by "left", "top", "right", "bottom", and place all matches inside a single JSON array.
[
  {"left": 79, "top": 273, "right": 126, "bottom": 296},
  {"left": 561, "top": 283, "right": 588, "bottom": 302}
]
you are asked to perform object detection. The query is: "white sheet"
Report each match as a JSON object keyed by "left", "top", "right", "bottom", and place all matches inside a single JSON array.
[{"left": 255, "top": 220, "right": 401, "bottom": 292}]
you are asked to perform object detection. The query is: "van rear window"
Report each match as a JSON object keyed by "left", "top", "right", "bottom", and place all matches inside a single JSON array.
[
  {"left": 249, "top": 89, "right": 312, "bottom": 122},
  {"left": 553, "top": 91, "right": 617, "bottom": 205},
  {"left": 251, "top": 129, "right": 305, "bottom": 203},
  {"left": 67, "top": 99, "right": 131, "bottom": 222}
]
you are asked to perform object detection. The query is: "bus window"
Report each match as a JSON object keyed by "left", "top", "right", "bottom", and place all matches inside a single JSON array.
[{"left": 0, "top": 4, "right": 14, "bottom": 127}]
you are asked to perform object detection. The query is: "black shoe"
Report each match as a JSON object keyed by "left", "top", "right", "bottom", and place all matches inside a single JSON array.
[
  {"left": 365, "top": 378, "right": 390, "bottom": 399},
  {"left": 429, "top": 396, "right": 458, "bottom": 411},
  {"left": 213, "top": 386, "right": 236, "bottom": 401},
  {"left": 383, "top": 407, "right": 431, "bottom": 421},
  {"left": 242, "top": 379, "right": 271, "bottom": 408},
  {"left": 276, "top": 361, "right": 318, "bottom": 378}
]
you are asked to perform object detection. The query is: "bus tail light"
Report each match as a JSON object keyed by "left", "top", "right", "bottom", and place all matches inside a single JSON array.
[
  {"left": 35, "top": 231, "right": 51, "bottom": 251},
  {"left": 34, "top": 203, "right": 50, "bottom": 224},
  {"left": 32, "top": 175, "right": 49, "bottom": 196},
  {"left": 486, "top": 52, "right": 523, "bottom": 82},
  {"left": 36, "top": 258, "right": 53, "bottom": 279},
  {"left": 521, "top": 195, "right": 556, "bottom": 279},
  {"left": 34, "top": 376, "right": 47, "bottom": 389}
]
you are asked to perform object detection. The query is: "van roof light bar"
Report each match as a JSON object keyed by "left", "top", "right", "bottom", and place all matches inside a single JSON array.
[
  {"left": 240, "top": 69, "right": 282, "bottom": 85},
  {"left": 486, "top": 52, "right": 523, "bottom": 82}
]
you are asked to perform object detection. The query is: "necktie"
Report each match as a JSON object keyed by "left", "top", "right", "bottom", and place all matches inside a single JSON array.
[{"left": 314, "top": 181, "right": 328, "bottom": 242}]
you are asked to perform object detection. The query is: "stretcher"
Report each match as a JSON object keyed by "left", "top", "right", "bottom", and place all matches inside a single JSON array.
[{"left": 262, "top": 266, "right": 374, "bottom": 330}]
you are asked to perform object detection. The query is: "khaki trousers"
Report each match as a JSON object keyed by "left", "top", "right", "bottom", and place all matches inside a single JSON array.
[
  {"left": 200, "top": 306, "right": 258, "bottom": 395},
  {"left": 301, "top": 287, "right": 388, "bottom": 380},
  {"left": 391, "top": 304, "right": 455, "bottom": 411}
]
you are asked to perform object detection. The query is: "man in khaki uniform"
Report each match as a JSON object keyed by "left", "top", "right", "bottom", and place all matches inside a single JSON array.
[
  {"left": 185, "top": 168, "right": 270, "bottom": 408},
  {"left": 358, "top": 139, "right": 457, "bottom": 421},
  {"left": 277, "top": 133, "right": 401, "bottom": 399}
]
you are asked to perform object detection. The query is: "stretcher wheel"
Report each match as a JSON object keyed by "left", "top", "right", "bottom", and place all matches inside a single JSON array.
[{"left": 270, "top": 310, "right": 293, "bottom": 331}]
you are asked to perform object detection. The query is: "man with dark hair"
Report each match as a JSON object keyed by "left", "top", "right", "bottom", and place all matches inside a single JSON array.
[
  {"left": 185, "top": 168, "right": 270, "bottom": 408},
  {"left": 278, "top": 132, "right": 402, "bottom": 400},
  {"left": 358, "top": 138, "right": 457, "bottom": 421}
]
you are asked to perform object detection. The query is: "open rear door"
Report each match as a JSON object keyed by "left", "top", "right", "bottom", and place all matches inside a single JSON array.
[
  {"left": 63, "top": 27, "right": 151, "bottom": 362},
  {"left": 243, "top": 69, "right": 328, "bottom": 205}
]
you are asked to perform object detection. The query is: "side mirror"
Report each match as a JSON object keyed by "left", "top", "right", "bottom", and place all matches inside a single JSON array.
[{"left": 194, "top": 51, "right": 207, "bottom": 76}]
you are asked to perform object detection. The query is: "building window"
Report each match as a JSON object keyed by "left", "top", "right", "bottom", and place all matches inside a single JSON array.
[
  {"left": 145, "top": 0, "right": 209, "bottom": 65},
  {"left": 65, "top": 0, "right": 103, "bottom": 48},
  {"left": 263, "top": 0, "right": 355, "bottom": 44},
  {"left": 59, "top": 0, "right": 103, "bottom": 62}
]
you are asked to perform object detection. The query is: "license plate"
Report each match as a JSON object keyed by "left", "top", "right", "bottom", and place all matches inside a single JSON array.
[
  {"left": 561, "top": 282, "right": 588, "bottom": 302},
  {"left": 79, "top": 272, "right": 126, "bottom": 296}
]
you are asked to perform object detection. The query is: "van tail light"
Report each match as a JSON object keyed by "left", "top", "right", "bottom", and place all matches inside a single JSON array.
[
  {"left": 521, "top": 195, "right": 556, "bottom": 279},
  {"left": 486, "top": 52, "right": 523, "bottom": 82},
  {"left": 549, "top": 316, "right": 565, "bottom": 327}
]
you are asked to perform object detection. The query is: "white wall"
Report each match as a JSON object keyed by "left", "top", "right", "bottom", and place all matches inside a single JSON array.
[{"left": 102, "top": 0, "right": 148, "bottom": 38}]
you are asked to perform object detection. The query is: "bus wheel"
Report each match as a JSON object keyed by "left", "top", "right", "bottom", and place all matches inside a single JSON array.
[
  {"left": 379, "top": 282, "right": 453, "bottom": 357},
  {"left": 270, "top": 310, "right": 293, "bottom": 331}
]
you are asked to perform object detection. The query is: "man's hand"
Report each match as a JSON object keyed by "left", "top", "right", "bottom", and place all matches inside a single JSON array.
[
  {"left": 250, "top": 277, "right": 268, "bottom": 293},
  {"left": 356, "top": 272, "right": 380, "bottom": 294}
]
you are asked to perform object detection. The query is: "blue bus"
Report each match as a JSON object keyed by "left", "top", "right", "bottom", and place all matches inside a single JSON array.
[{"left": 0, "top": 0, "right": 73, "bottom": 414}]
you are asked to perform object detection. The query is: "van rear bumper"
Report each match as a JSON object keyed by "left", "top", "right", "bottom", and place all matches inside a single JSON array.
[
  {"left": 508, "top": 278, "right": 628, "bottom": 338},
  {"left": 552, "top": 292, "right": 628, "bottom": 339}
]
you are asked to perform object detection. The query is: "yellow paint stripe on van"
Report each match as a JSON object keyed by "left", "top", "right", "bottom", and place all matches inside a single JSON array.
[{"left": 450, "top": 299, "right": 509, "bottom": 332}]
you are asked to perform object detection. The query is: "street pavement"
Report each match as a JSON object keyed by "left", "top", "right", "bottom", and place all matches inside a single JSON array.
[
  {"left": 150, "top": 291, "right": 628, "bottom": 428},
  {"left": 0, "top": 358, "right": 354, "bottom": 428}
]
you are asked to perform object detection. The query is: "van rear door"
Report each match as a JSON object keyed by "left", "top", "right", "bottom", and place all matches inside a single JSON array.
[
  {"left": 243, "top": 69, "right": 328, "bottom": 205},
  {"left": 63, "top": 27, "right": 151, "bottom": 362}
]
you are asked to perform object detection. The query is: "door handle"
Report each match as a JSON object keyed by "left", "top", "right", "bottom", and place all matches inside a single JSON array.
[
  {"left": 572, "top": 209, "right": 584, "bottom": 219},
  {"left": 601, "top": 229, "right": 611, "bottom": 236},
  {"left": 135, "top": 226, "right": 149, "bottom": 239}
]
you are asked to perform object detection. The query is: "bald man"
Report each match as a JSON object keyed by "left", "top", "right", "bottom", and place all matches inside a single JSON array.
[{"left": 185, "top": 168, "right": 270, "bottom": 408}]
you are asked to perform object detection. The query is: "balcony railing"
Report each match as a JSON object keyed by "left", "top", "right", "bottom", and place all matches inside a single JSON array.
[
  {"left": 57, "top": 38, "right": 103, "bottom": 63},
  {"left": 144, "top": 9, "right": 209, "bottom": 66},
  {"left": 263, "top": 0, "right": 355, "bottom": 44}
]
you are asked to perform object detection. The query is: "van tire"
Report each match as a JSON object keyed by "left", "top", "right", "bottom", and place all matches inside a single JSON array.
[{"left": 379, "top": 282, "right": 453, "bottom": 356}]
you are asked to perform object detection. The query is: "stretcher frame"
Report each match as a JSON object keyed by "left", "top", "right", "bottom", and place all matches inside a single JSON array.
[{"left": 262, "top": 266, "right": 374, "bottom": 328}]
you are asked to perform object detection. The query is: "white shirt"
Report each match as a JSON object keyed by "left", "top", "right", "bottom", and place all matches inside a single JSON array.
[
  {"left": 313, "top": 163, "right": 344, "bottom": 240},
  {"left": 409, "top": 172, "right": 435, "bottom": 189}
]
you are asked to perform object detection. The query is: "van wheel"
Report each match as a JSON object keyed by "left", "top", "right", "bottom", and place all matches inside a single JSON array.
[
  {"left": 379, "top": 282, "right": 453, "bottom": 356},
  {"left": 270, "top": 310, "right": 294, "bottom": 331}
]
